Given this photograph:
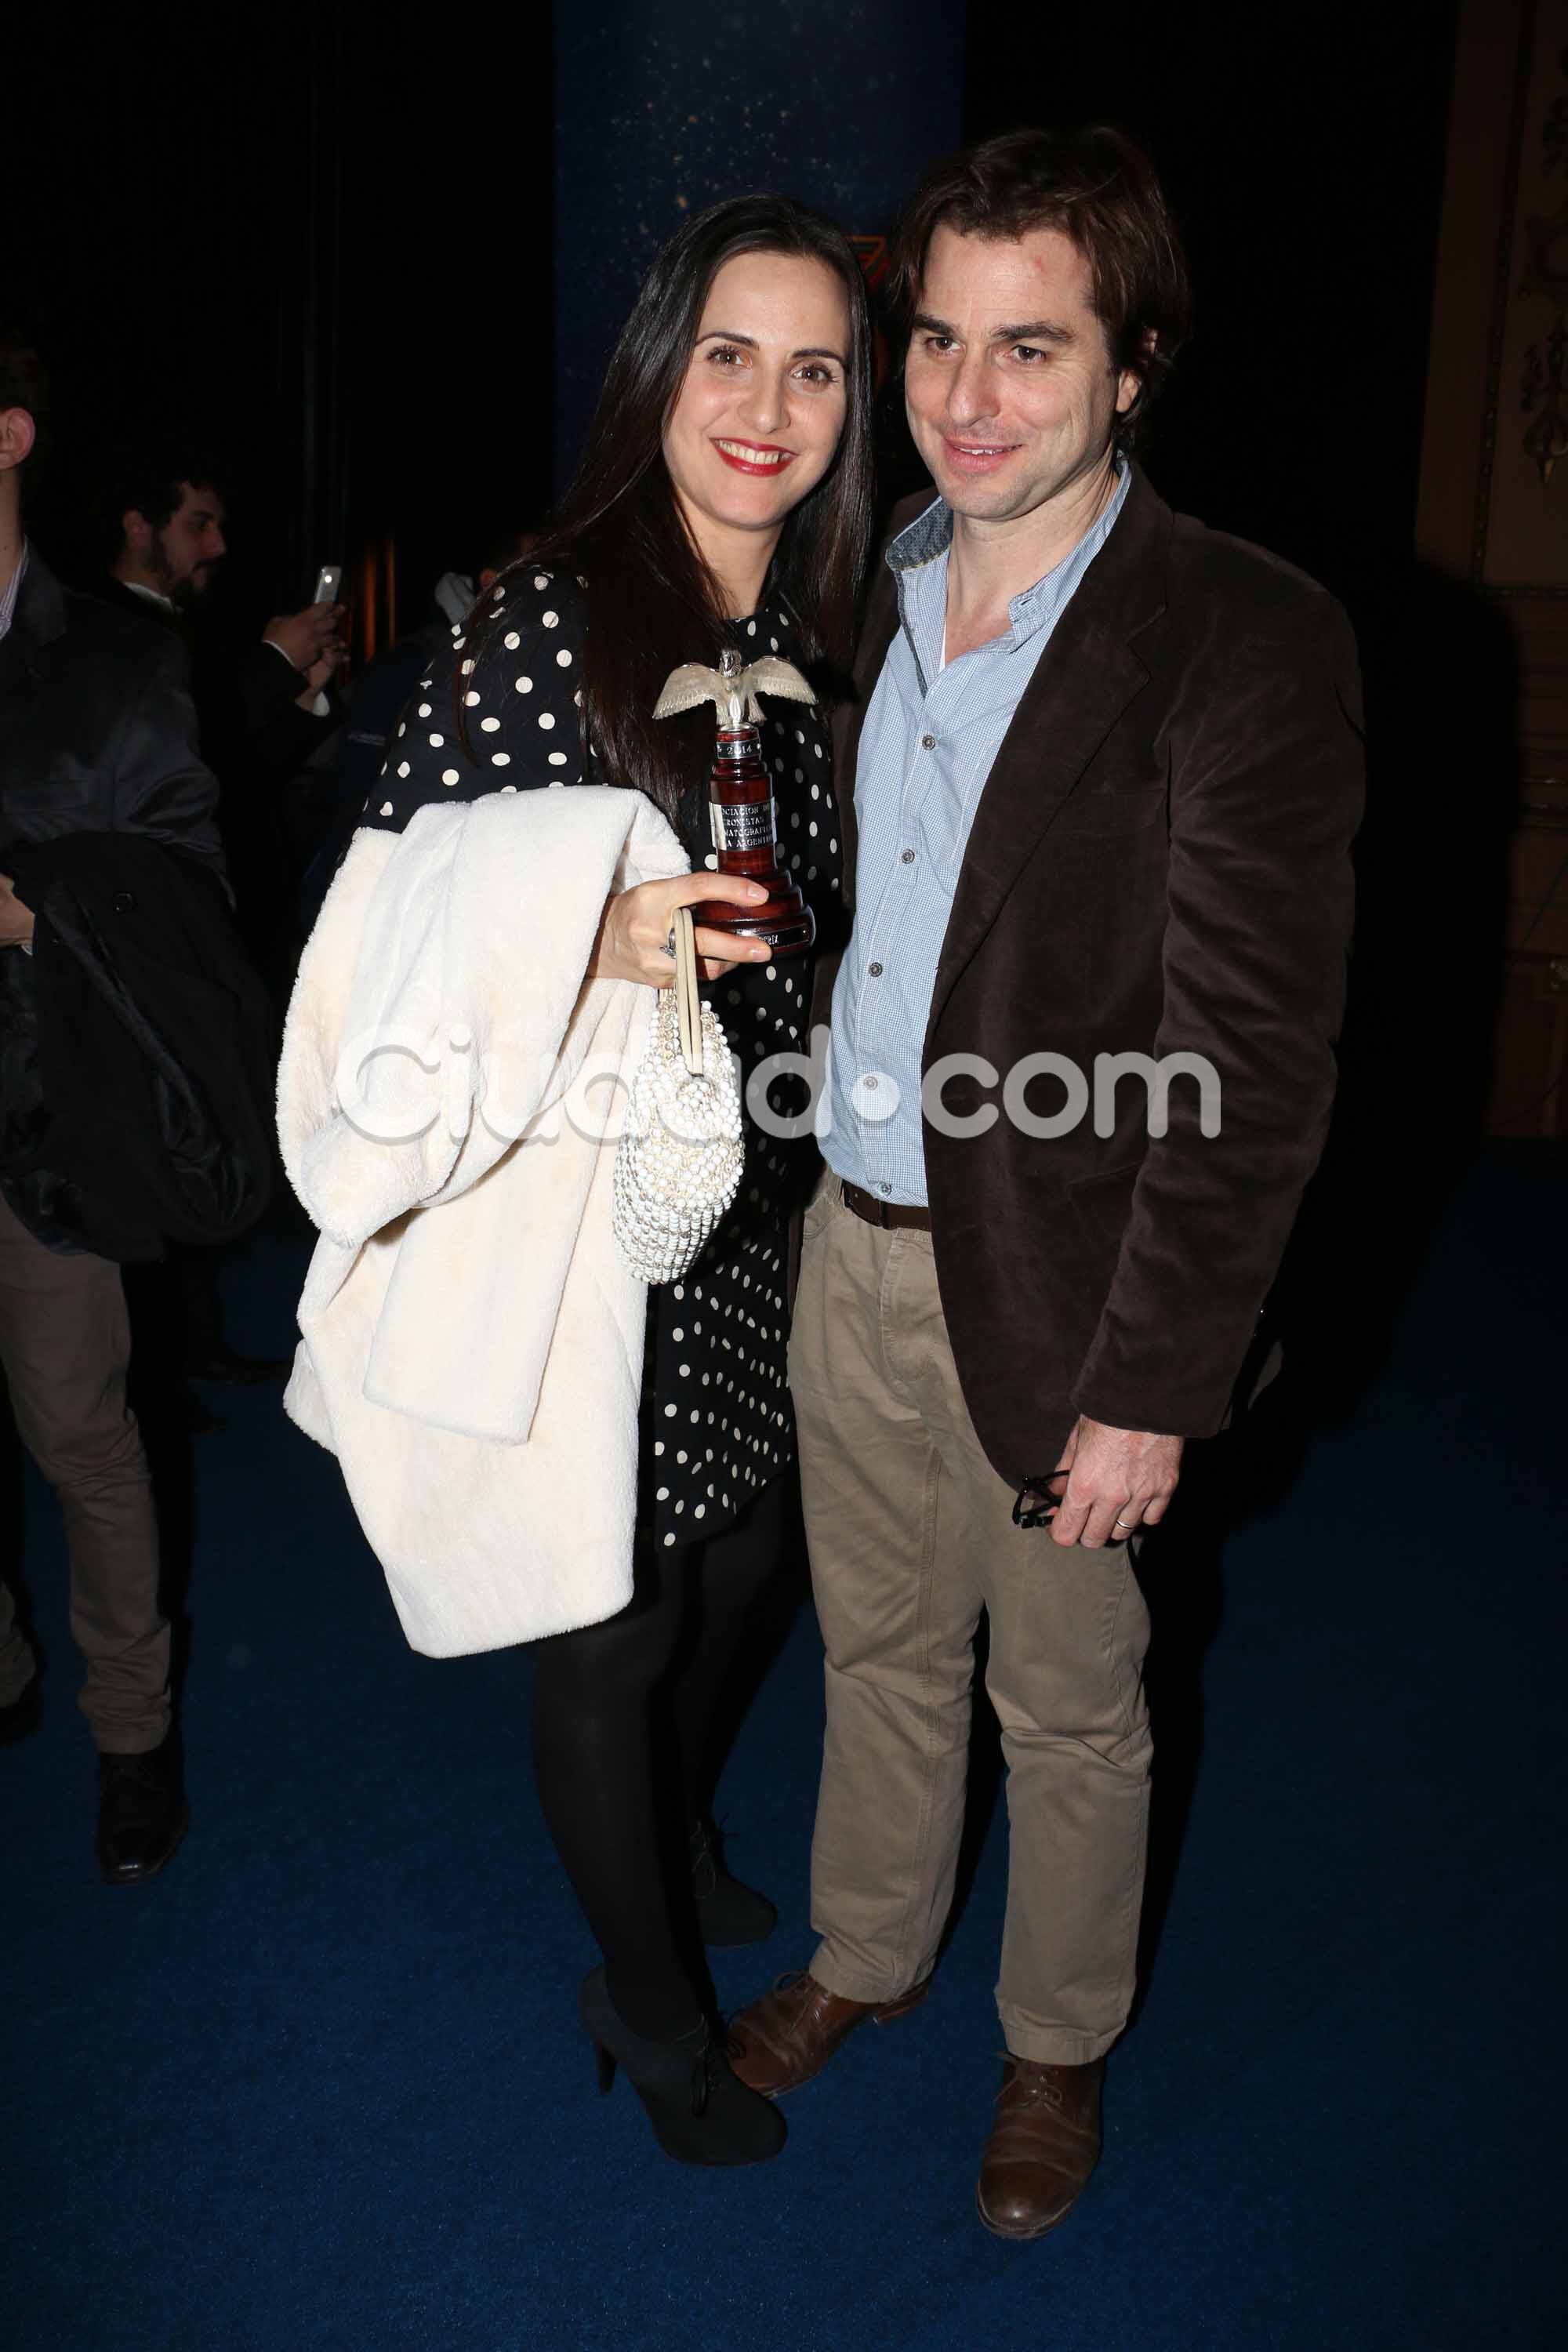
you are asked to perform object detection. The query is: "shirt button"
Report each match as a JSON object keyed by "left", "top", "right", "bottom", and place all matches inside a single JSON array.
[
  {"left": 920, "top": 732, "right": 937, "bottom": 750},
  {"left": 880, "top": 1183, "right": 892, "bottom": 1196},
  {"left": 901, "top": 848, "right": 916, "bottom": 865},
  {"left": 863, "top": 1075, "right": 879, "bottom": 1091},
  {"left": 868, "top": 961, "right": 883, "bottom": 977}
]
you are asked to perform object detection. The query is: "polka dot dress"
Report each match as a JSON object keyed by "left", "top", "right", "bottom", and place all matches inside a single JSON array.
[{"left": 365, "top": 568, "right": 844, "bottom": 1552}]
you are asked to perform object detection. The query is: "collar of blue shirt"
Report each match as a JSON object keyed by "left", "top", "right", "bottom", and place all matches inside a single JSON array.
[{"left": 885, "top": 459, "right": 1131, "bottom": 669}]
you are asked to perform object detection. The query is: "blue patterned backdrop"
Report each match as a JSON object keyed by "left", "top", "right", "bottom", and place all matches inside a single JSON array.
[{"left": 554, "top": 0, "right": 967, "bottom": 484}]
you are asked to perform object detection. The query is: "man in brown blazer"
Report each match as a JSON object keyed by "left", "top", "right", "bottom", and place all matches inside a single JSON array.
[{"left": 729, "top": 126, "right": 1364, "bottom": 2238}]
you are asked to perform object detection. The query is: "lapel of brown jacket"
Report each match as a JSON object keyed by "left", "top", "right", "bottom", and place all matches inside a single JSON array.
[{"left": 927, "top": 464, "right": 1173, "bottom": 1040}]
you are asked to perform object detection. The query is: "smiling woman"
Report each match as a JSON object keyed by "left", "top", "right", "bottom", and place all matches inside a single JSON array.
[
  {"left": 302, "top": 194, "right": 875, "bottom": 2176},
  {"left": 662, "top": 253, "right": 852, "bottom": 601},
  {"left": 480, "top": 194, "right": 877, "bottom": 827}
]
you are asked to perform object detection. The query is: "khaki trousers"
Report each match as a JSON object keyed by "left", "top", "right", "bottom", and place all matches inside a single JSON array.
[
  {"left": 0, "top": 1189, "right": 169, "bottom": 1752},
  {"left": 790, "top": 1178, "right": 1152, "bottom": 2065}
]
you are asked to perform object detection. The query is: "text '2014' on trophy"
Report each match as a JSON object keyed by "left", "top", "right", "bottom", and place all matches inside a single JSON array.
[{"left": 653, "top": 646, "right": 816, "bottom": 956}]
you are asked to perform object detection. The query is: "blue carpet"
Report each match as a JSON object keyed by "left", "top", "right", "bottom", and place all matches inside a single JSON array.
[{"left": 5, "top": 1151, "right": 1565, "bottom": 2352}]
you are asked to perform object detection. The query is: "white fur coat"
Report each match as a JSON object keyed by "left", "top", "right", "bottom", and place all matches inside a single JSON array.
[{"left": 276, "top": 788, "right": 688, "bottom": 1657}]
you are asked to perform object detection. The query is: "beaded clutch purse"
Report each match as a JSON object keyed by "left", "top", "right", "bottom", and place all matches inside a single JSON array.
[{"left": 611, "top": 905, "right": 744, "bottom": 1284}]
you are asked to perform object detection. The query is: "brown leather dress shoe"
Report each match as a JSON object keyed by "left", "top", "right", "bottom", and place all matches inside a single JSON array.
[
  {"left": 975, "top": 2054, "right": 1105, "bottom": 2241},
  {"left": 727, "top": 1969, "right": 929, "bottom": 2096}
]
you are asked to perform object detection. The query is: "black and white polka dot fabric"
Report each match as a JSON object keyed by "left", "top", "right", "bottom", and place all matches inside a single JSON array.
[{"left": 364, "top": 567, "right": 843, "bottom": 1550}]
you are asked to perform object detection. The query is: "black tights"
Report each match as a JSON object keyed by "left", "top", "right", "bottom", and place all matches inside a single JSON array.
[{"left": 531, "top": 1477, "right": 786, "bottom": 2041}]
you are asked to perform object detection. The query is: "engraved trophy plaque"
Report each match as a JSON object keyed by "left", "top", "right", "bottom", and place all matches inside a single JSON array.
[{"left": 654, "top": 646, "right": 816, "bottom": 956}]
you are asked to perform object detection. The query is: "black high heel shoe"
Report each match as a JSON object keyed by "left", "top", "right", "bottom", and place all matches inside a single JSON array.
[
  {"left": 689, "top": 1816, "right": 778, "bottom": 1947},
  {"left": 580, "top": 1966, "right": 786, "bottom": 2167}
]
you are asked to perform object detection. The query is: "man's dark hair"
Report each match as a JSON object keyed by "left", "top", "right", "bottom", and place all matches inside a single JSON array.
[
  {"left": 108, "top": 443, "right": 226, "bottom": 535},
  {"left": 0, "top": 330, "right": 49, "bottom": 485},
  {"left": 889, "top": 125, "right": 1192, "bottom": 449}
]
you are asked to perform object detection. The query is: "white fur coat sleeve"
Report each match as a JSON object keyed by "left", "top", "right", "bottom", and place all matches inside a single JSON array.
[{"left": 276, "top": 787, "right": 688, "bottom": 1657}]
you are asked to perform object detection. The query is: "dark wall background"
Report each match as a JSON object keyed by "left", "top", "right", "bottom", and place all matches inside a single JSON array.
[
  {"left": 13, "top": 6, "right": 318, "bottom": 621},
  {"left": 962, "top": 0, "right": 1460, "bottom": 658},
  {"left": 11, "top": 0, "right": 1454, "bottom": 667},
  {"left": 11, "top": 0, "right": 557, "bottom": 644},
  {"left": 554, "top": 0, "right": 965, "bottom": 486}
]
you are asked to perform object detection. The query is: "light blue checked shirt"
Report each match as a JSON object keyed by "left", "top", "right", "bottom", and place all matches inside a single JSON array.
[{"left": 826, "top": 465, "right": 1131, "bottom": 1203}]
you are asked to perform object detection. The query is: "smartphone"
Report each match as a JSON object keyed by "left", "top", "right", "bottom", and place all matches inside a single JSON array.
[{"left": 311, "top": 563, "right": 343, "bottom": 605}]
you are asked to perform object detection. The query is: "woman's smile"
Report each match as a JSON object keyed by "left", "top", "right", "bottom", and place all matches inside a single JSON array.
[{"left": 711, "top": 438, "right": 797, "bottom": 475}]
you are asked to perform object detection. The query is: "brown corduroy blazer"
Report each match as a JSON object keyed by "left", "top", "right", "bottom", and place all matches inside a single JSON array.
[{"left": 812, "top": 464, "right": 1365, "bottom": 1486}]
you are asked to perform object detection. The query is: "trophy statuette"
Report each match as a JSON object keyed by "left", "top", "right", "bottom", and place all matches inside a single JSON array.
[{"left": 653, "top": 646, "right": 816, "bottom": 957}]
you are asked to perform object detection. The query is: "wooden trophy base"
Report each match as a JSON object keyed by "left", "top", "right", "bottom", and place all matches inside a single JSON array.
[{"left": 691, "top": 877, "right": 815, "bottom": 957}]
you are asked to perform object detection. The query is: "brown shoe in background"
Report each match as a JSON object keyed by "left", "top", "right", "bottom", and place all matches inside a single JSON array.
[
  {"left": 728, "top": 1969, "right": 929, "bottom": 2097},
  {"left": 975, "top": 2054, "right": 1105, "bottom": 2241}
]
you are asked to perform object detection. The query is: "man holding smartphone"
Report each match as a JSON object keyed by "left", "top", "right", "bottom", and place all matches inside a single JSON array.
[
  {"left": 101, "top": 452, "right": 345, "bottom": 960},
  {"left": 105, "top": 468, "right": 345, "bottom": 733},
  {"left": 728, "top": 125, "right": 1364, "bottom": 2241}
]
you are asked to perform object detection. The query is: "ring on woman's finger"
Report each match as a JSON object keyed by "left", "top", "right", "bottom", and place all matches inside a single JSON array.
[{"left": 661, "top": 927, "right": 677, "bottom": 960}]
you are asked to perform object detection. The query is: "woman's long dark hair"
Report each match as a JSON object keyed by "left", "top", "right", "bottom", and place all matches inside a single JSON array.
[{"left": 469, "top": 195, "right": 876, "bottom": 820}]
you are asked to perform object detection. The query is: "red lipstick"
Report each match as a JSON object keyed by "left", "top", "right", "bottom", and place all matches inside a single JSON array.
[{"left": 712, "top": 438, "right": 797, "bottom": 477}]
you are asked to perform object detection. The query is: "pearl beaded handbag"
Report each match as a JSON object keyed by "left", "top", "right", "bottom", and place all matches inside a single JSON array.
[{"left": 612, "top": 905, "right": 745, "bottom": 1283}]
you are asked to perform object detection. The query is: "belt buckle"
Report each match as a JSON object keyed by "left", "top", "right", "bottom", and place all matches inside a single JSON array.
[{"left": 845, "top": 1181, "right": 887, "bottom": 1228}]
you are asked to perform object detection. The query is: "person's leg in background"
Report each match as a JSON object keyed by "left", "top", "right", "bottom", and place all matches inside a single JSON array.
[{"left": 0, "top": 1189, "right": 187, "bottom": 1882}]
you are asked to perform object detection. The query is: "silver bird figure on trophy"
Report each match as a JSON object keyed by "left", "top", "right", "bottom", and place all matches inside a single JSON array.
[
  {"left": 653, "top": 645, "right": 816, "bottom": 727},
  {"left": 653, "top": 647, "right": 818, "bottom": 956}
]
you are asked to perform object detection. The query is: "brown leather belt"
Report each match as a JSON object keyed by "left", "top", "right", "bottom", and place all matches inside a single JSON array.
[{"left": 838, "top": 1178, "right": 933, "bottom": 1232}]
